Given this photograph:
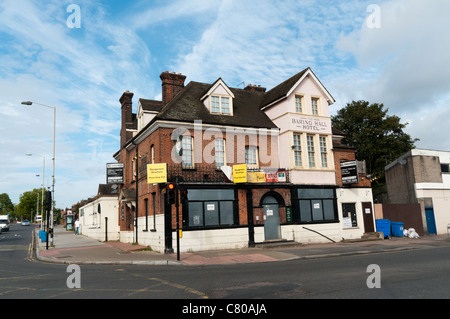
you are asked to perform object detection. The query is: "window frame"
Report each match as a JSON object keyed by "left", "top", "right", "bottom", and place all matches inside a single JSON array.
[
  {"left": 311, "top": 97, "right": 320, "bottom": 115},
  {"left": 183, "top": 188, "right": 238, "bottom": 229},
  {"left": 293, "top": 133, "right": 303, "bottom": 167},
  {"left": 245, "top": 145, "right": 259, "bottom": 169},
  {"left": 181, "top": 135, "right": 194, "bottom": 169},
  {"left": 307, "top": 135, "right": 315, "bottom": 168},
  {"left": 210, "top": 95, "right": 233, "bottom": 115},
  {"left": 295, "top": 95, "right": 304, "bottom": 113},
  {"left": 292, "top": 187, "right": 338, "bottom": 224},
  {"left": 215, "top": 138, "right": 226, "bottom": 169},
  {"left": 319, "top": 136, "right": 328, "bottom": 168}
]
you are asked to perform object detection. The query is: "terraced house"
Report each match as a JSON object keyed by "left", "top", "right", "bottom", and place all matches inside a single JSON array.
[{"left": 112, "top": 68, "right": 374, "bottom": 253}]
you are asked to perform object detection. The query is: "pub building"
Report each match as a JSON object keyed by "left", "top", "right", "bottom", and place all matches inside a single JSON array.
[{"left": 112, "top": 68, "right": 375, "bottom": 253}]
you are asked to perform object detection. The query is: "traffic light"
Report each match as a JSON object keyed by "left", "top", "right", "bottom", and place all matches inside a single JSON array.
[
  {"left": 180, "top": 188, "right": 188, "bottom": 204},
  {"left": 167, "top": 183, "right": 176, "bottom": 205},
  {"left": 45, "top": 191, "right": 52, "bottom": 212}
]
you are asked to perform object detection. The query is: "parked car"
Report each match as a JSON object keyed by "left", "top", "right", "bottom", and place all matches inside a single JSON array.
[{"left": 21, "top": 220, "right": 31, "bottom": 226}]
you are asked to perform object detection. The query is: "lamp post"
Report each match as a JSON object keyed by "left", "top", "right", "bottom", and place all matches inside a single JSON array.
[{"left": 22, "top": 101, "right": 56, "bottom": 245}]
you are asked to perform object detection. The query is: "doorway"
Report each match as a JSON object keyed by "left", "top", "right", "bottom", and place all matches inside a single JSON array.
[
  {"left": 262, "top": 195, "right": 281, "bottom": 241},
  {"left": 362, "top": 202, "right": 375, "bottom": 233},
  {"left": 425, "top": 207, "right": 437, "bottom": 235}
]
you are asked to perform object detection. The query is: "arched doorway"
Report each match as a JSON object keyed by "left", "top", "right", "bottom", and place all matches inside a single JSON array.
[{"left": 262, "top": 195, "right": 281, "bottom": 241}]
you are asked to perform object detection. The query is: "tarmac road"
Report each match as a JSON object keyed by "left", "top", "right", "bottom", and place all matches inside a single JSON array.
[{"left": 0, "top": 223, "right": 449, "bottom": 301}]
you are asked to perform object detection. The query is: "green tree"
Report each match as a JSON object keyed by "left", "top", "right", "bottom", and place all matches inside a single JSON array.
[
  {"left": 16, "top": 188, "right": 47, "bottom": 221},
  {"left": 0, "top": 193, "right": 15, "bottom": 214},
  {"left": 331, "top": 100, "right": 418, "bottom": 185}
]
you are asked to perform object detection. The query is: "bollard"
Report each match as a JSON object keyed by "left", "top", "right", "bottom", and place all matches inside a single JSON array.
[{"left": 105, "top": 217, "right": 108, "bottom": 242}]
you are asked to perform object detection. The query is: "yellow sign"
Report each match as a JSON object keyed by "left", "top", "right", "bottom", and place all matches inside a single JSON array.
[
  {"left": 233, "top": 164, "right": 247, "bottom": 183},
  {"left": 248, "top": 171, "right": 267, "bottom": 183},
  {"left": 147, "top": 163, "right": 167, "bottom": 184}
]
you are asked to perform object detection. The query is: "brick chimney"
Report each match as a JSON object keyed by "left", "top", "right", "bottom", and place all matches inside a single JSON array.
[
  {"left": 160, "top": 71, "right": 186, "bottom": 106},
  {"left": 244, "top": 84, "right": 266, "bottom": 93},
  {"left": 120, "top": 90, "right": 134, "bottom": 148}
]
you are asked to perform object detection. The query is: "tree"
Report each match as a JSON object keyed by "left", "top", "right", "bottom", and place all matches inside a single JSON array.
[
  {"left": 16, "top": 188, "right": 48, "bottom": 221},
  {"left": 331, "top": 100, "right": 418, "bottom": 185},
  {"left": 0, "top": 193, "right": 14, "bottom": 214}
]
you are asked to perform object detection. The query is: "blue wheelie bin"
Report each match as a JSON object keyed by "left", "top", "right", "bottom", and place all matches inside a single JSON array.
[
  {"left": 391, "top": 222, "right": 404, "bottom": 237},
  {"left": 376, "top": 219, "right": 391, "bottom": 238},
  {"left": 39, "top": 230, "right": 47, "bottom": 242}
]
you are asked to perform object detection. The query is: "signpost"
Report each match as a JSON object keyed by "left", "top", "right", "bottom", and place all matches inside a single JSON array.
[
  {"left": 341, "top": 161, "right": 359, "bottom": 184},
  {"left": 106, "top": 163, "right": 124, "bottom": 184}
]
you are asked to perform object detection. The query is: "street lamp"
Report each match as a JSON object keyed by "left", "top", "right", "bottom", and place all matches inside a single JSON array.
[{"left": 22, "top": 101, "right": 56, "bottom": 246}]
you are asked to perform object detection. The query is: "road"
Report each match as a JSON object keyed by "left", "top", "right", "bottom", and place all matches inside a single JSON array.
[{"left": 1, "top": 223, "right": 449, "bottom": 303}]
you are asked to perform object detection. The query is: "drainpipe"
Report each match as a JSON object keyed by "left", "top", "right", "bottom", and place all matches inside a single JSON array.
[
  {"left": 246, "top": 188, "right": 255, "bottom": 247},
  {"left": 132, "top": 140, "right": 139, "bottom": 244}
]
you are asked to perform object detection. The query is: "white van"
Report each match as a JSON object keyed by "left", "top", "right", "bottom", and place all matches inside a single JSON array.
[{"left": 0, "top": 215, "right": 10, "bottom": 232}]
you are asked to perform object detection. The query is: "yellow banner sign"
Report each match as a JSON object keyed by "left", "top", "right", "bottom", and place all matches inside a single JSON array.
[
  {"left": 147, "top": 163, "right": 167, "bottom": 184},
  {"left": 247, "top": 171, "right": 266, "bottom": 183},
  {"left": 233, "top": 164, "right": 247, "bottom": 183}
]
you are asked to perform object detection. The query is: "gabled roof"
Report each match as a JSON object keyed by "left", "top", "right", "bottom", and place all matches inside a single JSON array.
[
  {"left": 155, "top": 81, "right": 277, "bottom": 129},
  {"left": 98, "top": 184, "right": 119, "bottom": 196},
  {"left": 261, "top": 67, "right": 335, "bottom": 110},
  {"left": 138, "top": 99, "right": 163, "bottom": 113},
  {"left": 200, "top": 78, "right": 235, "bottom": 101}
]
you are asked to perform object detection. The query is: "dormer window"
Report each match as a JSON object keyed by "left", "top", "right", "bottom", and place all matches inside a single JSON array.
[
  {"left": 211, "top": 96, "right": 231, "bottom": 114},
  {"left": 201, "top": 78, "right": 235, "bottom": 116}
]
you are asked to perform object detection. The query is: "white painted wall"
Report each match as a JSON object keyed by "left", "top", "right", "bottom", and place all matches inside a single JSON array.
[{"left": 79, "top": 196, "right": 120, "bottom": 241}]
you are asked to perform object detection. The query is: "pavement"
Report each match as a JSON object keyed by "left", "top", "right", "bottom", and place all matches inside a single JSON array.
[{"left": 34, "top": 225, "right": 450, "bottom": 266}]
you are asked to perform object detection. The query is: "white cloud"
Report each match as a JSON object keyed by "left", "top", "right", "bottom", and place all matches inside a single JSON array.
[
  {"left": 333, "top": 0, "right": 450, "bottom": 149},
  {"left": 0, "top": 0, "right": 152, "bottom": 206}
]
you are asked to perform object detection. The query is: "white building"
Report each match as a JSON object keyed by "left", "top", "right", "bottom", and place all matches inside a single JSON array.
[
  {"left": 79, "top": 184, "right": 120, "bottom": 241},
  {"left": 386, "top": 148, "right": 450, "bottom": 235}
]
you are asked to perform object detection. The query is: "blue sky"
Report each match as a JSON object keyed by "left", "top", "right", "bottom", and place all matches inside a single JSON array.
[{"left": 1, "top": 0, "right": 450, "bottom": 208}]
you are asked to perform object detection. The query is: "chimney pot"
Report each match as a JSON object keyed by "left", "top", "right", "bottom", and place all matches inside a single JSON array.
[{"left": 244, "top": 83, "right": 266, "bottom": 93}]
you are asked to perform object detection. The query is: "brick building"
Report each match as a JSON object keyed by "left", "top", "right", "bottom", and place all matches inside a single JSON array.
[{"left": 112, "top": 68, "right": 374, "bottom": 253}]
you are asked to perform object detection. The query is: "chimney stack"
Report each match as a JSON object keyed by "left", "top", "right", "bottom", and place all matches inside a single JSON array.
[
  {"left": 244, "top": 83, "right": 266, "bottom": 93},
  {"left": 160, "top": 71, "right": 186, "bottom": 106},
  {"left": 120, "top": 90, "right": 134, "bottom": 148}
]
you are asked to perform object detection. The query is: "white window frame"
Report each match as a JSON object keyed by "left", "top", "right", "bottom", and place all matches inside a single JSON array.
[
  {"left": 307, "top": 135, "right": 315, "bottom": 168},
  {"left": 182, "top": 136, "right": 194, "bottom": 169},
  {"left": 215, "top": 138, "right": 226, "bottom": 169},
  {"left": 319, "top": 136, "right": 328, "bottom": 168},
  {"left": 245, "top": 146, "right": 259, "bottom": 169},
  {"left": 311, "top": 97, "right": 320, "bottom": 115},
  {"left": 210, "top": 95, "right": 233, "bottom": 115},
  {"left": 293, "top": 133, "right": 303, "bottom": 167},
  {"left": 295, "top": 95, "right": 303, "bottom": 113}
]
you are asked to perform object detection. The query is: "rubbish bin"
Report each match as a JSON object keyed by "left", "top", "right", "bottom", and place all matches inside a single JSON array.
[
  {"left": 391, "top": 222, "right": 404, "bottom": 237},
  {"left": 376, "top": 219, "right": 391, "bottom": 238}
]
